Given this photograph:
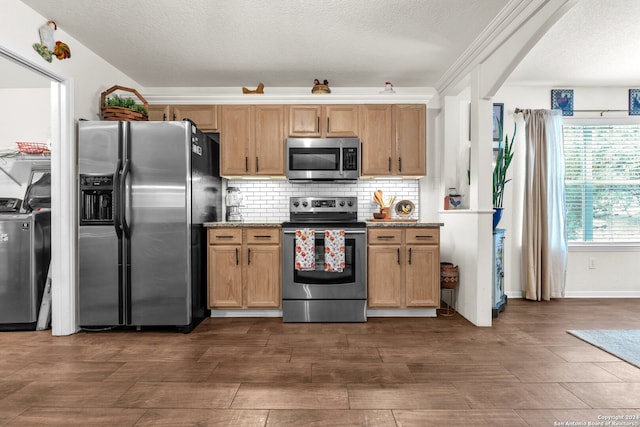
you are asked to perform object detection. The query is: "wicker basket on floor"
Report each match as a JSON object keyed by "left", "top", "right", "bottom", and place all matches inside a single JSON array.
[
  {"left": 440, "top": 262, "right": 459, "bottom": 289},
  {"left": 100, "top": 85, "right": 148, "bottom": 121}
]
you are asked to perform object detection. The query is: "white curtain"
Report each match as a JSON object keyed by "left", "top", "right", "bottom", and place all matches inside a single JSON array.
[{"left": 521, "top": 109, "right": 568, "bottom": 300}]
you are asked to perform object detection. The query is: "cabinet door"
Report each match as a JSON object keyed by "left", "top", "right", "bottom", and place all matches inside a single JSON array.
[
  {"left": 221, "top": 105, "right": 253, "bottom": 175},
  {"left": 325, "top": 105, "right": 359, "bottom": 137},
  {"left": 245, "top": 245, "right": 281, "bottom": 308},
  {"left": 208, "top": 245, "right": 243, "bottom": 307},
  {"left": 393, "top": 104, "right": 426, "bottom": 176},
  {"left": 148, "top": 105, "right": 172, "bottom": 121},
  {"left": 254, "top": 105, "right": 285, "bottom": 175},
  {"left": 367, "top": 245, "right": 402, "bottom": 307},
  {"left": 287, "top": 105, "right": 322, "bottom": 137},
  {"left": 360, "top": 105, "right": 393, "bottom": 176},
  {"left": 405, "top": 245, "right": 439, "bottom": 307},
  {"left": 173, "top": 105, "right": 219, "bottom": 131}
]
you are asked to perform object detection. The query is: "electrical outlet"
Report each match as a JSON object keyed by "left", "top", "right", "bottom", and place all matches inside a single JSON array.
[{"left": 589, "top": 258, "right": 596, "bottom": 269}]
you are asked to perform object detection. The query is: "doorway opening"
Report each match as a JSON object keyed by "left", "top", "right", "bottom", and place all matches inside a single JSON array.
[{"left": 0, "top": 45, "right": 76, "bottom": 336}]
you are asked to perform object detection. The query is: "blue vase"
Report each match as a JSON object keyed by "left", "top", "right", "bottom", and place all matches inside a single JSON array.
[{"left": 493, "top": 207, "right": 503, "bottom": 229}]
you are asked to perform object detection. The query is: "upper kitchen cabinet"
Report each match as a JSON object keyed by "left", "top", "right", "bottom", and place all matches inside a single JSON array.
[
  {"left": 360, "top": 105, "right": 393, "bottom": 176},
  {"left": 393, "top": 104, "right": 426, "bottom": 176},
  {"left": 287, "top": 105, "right": 359, "bottom": 137},
  {"left": 360, "top": 104, "right": 426, "bottom": 177},
  {"left": 220, "top": 105, "right": 285, "bottom": 177},
  {"left": 147, "top": 105, "right": 219, "bottom": 131}
]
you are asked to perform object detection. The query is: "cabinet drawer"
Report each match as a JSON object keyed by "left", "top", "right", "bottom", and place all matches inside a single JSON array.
[
  {"left": 406, "top": 228, "right": 439, "bottom": 245},
  {"left": 208, "top": 228, "right": 242, "bottom": 245},
  {"left": 246, "top": 228, "right": 281, "bottom": 244},
  {"left": 368, "top": 228, "right": 403, "bottom": 245}
]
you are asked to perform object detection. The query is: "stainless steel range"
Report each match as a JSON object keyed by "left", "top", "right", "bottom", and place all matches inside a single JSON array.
[{"left": 281, "top": 196, "right": 366, "bottom": 322}]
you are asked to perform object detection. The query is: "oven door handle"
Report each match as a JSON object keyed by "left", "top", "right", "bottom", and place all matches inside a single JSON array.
[{"left": 283, "top": 230, "right": 366, "bottom": 234}]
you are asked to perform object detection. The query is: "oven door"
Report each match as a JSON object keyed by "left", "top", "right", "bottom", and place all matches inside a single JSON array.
[{"left": 282, "top": 227, "right": 366, "bottom": 300}]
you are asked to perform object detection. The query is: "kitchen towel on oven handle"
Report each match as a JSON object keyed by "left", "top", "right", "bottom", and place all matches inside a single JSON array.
[
  {"left": 295, "top": 229, "right": 316, "bottom": 271},
  {"left": 324, "top": 229, "right": 345, "bottom": 273}
]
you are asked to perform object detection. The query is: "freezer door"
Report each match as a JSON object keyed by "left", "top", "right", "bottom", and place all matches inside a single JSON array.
[
  {"left": 0, "top": 217, "right": 35, "bottom": 323},
  {"left": 77, "top": 121, "right": 123, "bottom": 326},
  {"left": 127, "top": 121, "right": 191, "bottom": 326}
]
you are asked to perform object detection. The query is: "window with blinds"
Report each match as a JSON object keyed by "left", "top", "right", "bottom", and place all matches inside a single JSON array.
[{"left": 564, "top": 123, "right": 640, "bottom": 243}]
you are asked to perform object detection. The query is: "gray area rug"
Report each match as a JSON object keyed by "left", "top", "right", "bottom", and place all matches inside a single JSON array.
[{"left": 567, "top": 329, "right": 640, "bottom": 368}]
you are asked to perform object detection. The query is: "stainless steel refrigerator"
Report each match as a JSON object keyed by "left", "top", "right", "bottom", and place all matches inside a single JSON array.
[{"left": 77, "top": 120, "right": 221, "bottom": 332}]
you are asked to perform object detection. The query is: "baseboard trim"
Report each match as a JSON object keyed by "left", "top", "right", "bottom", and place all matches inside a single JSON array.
[
  {"left": 210, "top": 308, "right": 439, "bottom": 318},
  {"left": 564, "top": 291, "right": 640, "bottom": 298},
  {"left": 366, "top": 308, "right": 437, "bottom": 317},
  {"left": 506, "top": 291, "right": 640, "bottom": 298},
  {"left": 210, "top": 309, "right": 282, "bottom": 318}
]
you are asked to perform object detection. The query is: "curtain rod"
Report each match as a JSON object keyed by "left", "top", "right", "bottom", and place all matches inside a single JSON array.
[{"left": 515, "top": 108, "right": 629, "bottom": 116}]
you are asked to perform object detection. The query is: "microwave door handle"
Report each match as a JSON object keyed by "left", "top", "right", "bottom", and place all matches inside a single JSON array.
[{"left": 339, "top": 145, "right": 344, "bottom": 176}]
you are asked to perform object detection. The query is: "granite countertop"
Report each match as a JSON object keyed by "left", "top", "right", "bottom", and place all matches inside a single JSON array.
[
  {"left": 205, "top": 221, "right": 442, "bottom": 228},
  {"left": 204, "top": 222, "right": 282, "bottom": 228},
  {"left": 365, "top": 221, "right": 443, "bottom": 227}
]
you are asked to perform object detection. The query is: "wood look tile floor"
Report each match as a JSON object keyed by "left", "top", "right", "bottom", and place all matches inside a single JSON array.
[{"left": 1, "top": 298, "right": 639, "bottom": 426}]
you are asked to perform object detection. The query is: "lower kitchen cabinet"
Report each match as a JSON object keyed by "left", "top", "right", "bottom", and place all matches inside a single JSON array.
[
  {"left": 208, "top": 227, "right": 281, "bottom": 309},
  {"left": 367, "top": 227, "right": 440, "bottom": 308}
]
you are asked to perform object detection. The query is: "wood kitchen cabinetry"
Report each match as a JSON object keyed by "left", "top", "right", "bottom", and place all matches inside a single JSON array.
[
  {"left": 360, "top": 104, "right": 426, "bottom": 177},
  {"left": 287, "top": 105, "right": 359, "bottom": 137},
  {"left": 220, "top": 105, "right": 285, "bottom": 176},
  {"left": 147, "top": 104, "right": 219, "bottom": 131},
  {"left": 367, "top": 226, "right": 439, "bottom": 308},
  {"left": 208, "top": 227, "right": 281, "bottom": 309}
]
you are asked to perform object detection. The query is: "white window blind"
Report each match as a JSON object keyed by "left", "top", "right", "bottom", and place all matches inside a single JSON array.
[{"left": 564, "top": 123, "right": 640, "bottom": 242}]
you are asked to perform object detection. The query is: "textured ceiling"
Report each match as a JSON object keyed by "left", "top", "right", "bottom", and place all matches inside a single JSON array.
[
  {"left": 508, "top": 0, "right": 640, "bottom": 86},
  {"left": 19, "top": 0, "right": 509, "bottom": 88},
  {"left": 7, "top": 0, "right": 640, "bottom": 90}
]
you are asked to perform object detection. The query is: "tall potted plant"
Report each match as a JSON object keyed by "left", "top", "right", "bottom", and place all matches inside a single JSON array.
[{"left": 493, "top": 121, "right": 515, "bottom": 229}]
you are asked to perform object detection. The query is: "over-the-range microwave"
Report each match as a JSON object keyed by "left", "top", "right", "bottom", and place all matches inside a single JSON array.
[{"left": 285, "top": 137, "right": 360, "bottom": 182}]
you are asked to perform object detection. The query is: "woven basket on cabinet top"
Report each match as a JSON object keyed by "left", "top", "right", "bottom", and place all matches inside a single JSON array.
[{"left": 100, "top": 85, "right": 148, "bottom": 121}]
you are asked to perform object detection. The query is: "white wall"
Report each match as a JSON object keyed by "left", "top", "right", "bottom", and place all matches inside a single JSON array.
[
  {"left": 0, "top": 88, "right": 50, "bottom": 150},
  {"left": 0, "top": 87, "right": 50, "bottom": 197},
  {"left": 1, "top": 0, "right": 141, "bottom": 120},
  {"left": 494, "top": 84, "right": 640, "bottom": 298}
]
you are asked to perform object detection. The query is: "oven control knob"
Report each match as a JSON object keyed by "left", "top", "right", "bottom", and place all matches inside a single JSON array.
[
  {"left": 293, "top": 201, "right": 299, "bottom": 207},
  {"left": 347, "top": 200, "right": 354, "bottom": 207},
  {"left": 302, "top": 201, "right": 308, "bottom": 207},
  {"left": 339, "top": 201, "right": 345, "bottom": 207}
]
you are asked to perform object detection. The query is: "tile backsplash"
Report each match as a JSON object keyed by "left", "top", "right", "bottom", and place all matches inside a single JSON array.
[{"left": 225, "top": 179, "right": 420, "bottom": 222}]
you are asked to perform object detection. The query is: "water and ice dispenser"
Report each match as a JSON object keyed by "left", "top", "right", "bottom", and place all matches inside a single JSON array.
[{"left": 79, "top": 174, "right": 114, "bottom": 225}]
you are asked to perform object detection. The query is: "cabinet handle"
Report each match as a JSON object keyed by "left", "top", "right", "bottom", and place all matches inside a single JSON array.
[
  {"left": 172, "top": 113, "right": 177, "bottom": 120},
  {"left": 408, "top": 248, "right": 412, "bottom": 264},
  {"left": 415, "top": 235, "right": 434, "bottom": 239},
  {"left": 398, "top": 157, "right": 402, "bottom": 172},
  {"left": 254, "top": 235, "right": 272, "bottom": 239},
  {"left": 327, "top": 117, "right": 330, "bottom": 133},
  {"left": 235, "top": 248, "right": 239, "bottom": 265},
  {"left": 397, "top": 248, "right": 401, "bottom": 264},
  {"left": 376, "top": 235, "right": 396, "bottom": 239},
  {"left": 256, "top": 157, "right": 259, "bottom": 173},
  {"left": 162, "top": 113, "right": 167, "bottom": 121},
  {"left": 245, "top": 157, "right": 248, "bottom": 172},
  {"left": 216, "top": 235, "right": 234, "bottom": 239},
  {"left": 388, "top": 157, "right": 392, "bottom": 172},
  {"left": 248, "top": 248, "right": 251, "bottom": 265},
  {"left": 317, "top": 117, "right": 320, "bottom": 133}
]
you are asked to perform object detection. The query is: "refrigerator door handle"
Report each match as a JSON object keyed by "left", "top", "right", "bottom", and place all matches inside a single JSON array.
[
  {"left": 120, "top": 159, "right": 131, "bottom": 238},
  {"left": 113, "top": 159, "right": 123, "bottom": 236}
]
